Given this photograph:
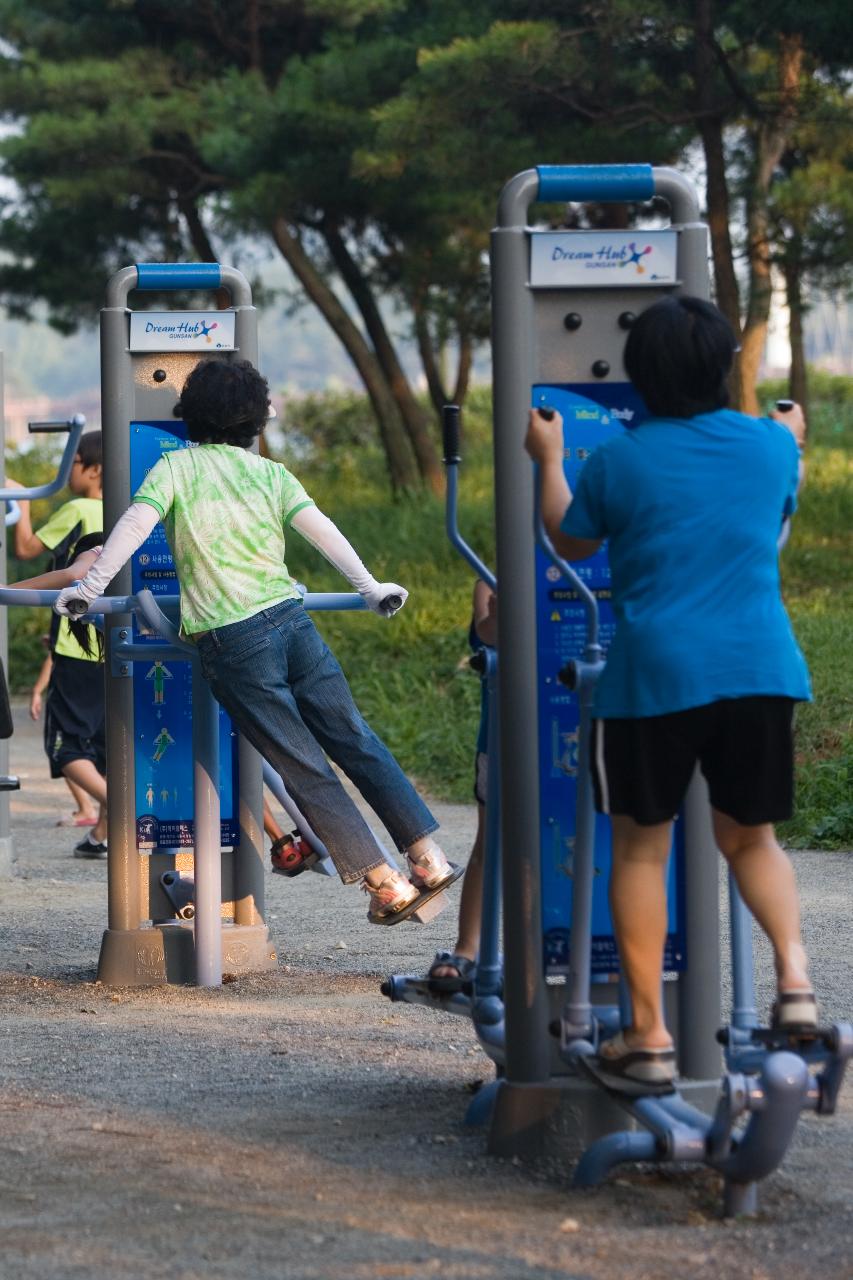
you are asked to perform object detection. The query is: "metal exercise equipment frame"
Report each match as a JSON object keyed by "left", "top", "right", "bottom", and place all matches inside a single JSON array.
[
  {"left": 489, "top": 164, "right": 721, "bottom": 1157},
  {"left": 0, "top": 582, "right": 401, "bottom": 986},
  {"left": 484, "top": 163, "right": 852, "bottom": 1212},
  {"left": 97, "top": 262, "right": 277, "bottom": 985}
]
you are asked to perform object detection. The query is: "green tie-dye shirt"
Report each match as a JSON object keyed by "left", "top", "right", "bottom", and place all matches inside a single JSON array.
[{"left": 133, "top": 444, "right": 314, "bottom": 635}]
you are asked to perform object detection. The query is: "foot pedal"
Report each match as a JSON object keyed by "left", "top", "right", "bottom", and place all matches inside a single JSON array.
[
  {"left": 271, "top": 832, "right": 317, "bottom": 877},
  {"left": 0, "top": 775, "right": 20, "bottom": 791},
  {"left": 410, "top": 891, "right": 448, "bottom": 924}
]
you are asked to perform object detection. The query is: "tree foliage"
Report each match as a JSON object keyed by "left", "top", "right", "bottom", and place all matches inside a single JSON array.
[{"left": 0, "top": 0, "right": 850, "bottom": 483}]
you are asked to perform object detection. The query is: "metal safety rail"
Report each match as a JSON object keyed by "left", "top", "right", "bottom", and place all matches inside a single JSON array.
[{"left": 0, "top": 584, "right": 390, "bottom": 987}]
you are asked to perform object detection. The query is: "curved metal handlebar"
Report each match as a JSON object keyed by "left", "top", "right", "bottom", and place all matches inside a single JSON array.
[
  {"left": 532, "top": 466, "right": 600, "bottom": 651},
  {"left": 105, "top": 263, "right": 253, "bottom": 309},
  {"left": 443, "top": 404, "right": 497, "bottom": 592},
  {"left": 4, "top": 501, "right": 21, "bottom": 527},
  {"left": 0, "top": 415, "right": 86, "bottom": 503},
  {"left": 497, "top": 164, "right": 701, "bottom": 228},
  {"left": 0, "top": 587, "right": 392, "bottom": 625}
]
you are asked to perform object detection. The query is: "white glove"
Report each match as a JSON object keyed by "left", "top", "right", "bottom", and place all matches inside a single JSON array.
[
  {"left": 55, "top": 582, "right": 97, "bottom": 618},
  {"left": 360, "top": 582, "right": 408, "bottom": 617}
]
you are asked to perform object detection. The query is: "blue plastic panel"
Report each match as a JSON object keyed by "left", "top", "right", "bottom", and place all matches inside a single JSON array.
[
  {"left": 130, "top": 421, "right": 240, "bottom": 851},
  {"left": 135, "top": 263, "right": 221, "bottom": 292},
  {"left": 536, "top": 164, "right": 655, "bottom": 205},
  {"left": 533, "top": 383, "right": 685, "bottom": 977}
]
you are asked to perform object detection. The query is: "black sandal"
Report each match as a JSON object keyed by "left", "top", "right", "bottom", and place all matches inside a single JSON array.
[
  {"left": 427, "top": 950, "right": 477, "bottom": 993},
  {"left": 579, "top": 1032, "right": 676, "bottom": 1097}
]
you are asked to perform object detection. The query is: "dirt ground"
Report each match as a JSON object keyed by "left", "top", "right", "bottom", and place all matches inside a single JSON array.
[{"left": 1, "top": 700, "right": 852, "bottom": 1280}]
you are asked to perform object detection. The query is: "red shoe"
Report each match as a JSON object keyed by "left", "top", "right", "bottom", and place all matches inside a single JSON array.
[{"left": 270, "top": 832, "right": 314, "bottom": 877}]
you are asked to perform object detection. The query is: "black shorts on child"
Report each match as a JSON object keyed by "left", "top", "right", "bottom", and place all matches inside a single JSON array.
[
  {"left": 44, "top": 654, "right": 106, "bottom": 779},
  {"left": 591, "top": 696, "right": 796, "bottom": 827}
]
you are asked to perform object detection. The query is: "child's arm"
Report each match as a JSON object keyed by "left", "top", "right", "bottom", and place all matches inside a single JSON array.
[
  {"left": 54, "top": 503, "right": 159, "bottom": 616},
  {"left": 2, "top": 481, "right": 48, "bottom": 560},
  {"left": 9, "top": 545, "right": 102, "bottom": 593},
  {"left": 472, "top": 581, "right": 497, "bottom": 648},
  {"left": 290, "top": 506, "right": 408, "bottom": 616},
  {"left": 29, "top": 652, "right": 53, "bottom": 720}
]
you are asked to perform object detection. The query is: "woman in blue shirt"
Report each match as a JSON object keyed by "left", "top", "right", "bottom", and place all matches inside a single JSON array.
[{"left": 525, "top": 295, "right": 814, "bottom": 1094}]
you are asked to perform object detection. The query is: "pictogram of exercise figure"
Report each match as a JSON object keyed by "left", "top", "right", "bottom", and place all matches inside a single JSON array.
[
  {"left": 145, "top": 659, "right": 173, "bottom": 704},
  {"left": 152, "top": 726, "right": 175, "bottom": 762}
]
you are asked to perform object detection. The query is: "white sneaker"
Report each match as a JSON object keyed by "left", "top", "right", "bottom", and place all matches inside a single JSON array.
[
  {"left": 362, "top": 868, "right": 419, "bottom": 924},
  {"left": 406, "top": 842, "right": 456, "bottom": 891}
]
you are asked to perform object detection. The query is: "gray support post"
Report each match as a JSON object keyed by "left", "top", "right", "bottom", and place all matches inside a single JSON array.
[
  {"left": 0, "top": 354, "right": 12, "bottom": 877},
  {"left": 191, "top": 660, "right": 222, "bottom": 986},
  {"left": 676, "top": 772, "right": 722, "bottom": 1079},
  {"left": 100, "top": 308, "right": 141, "bottom": 941},
  {"left": 491, "top": 172, "right": 551, "bottom": 1084}
]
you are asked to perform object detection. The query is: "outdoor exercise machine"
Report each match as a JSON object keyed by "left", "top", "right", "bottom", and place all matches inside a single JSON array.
[
  {"left": 388, "top": 163, "right": 852, "bottom": 1214},
  {"left": 0, "top": 263, "right": 450, "bottom": 985}
]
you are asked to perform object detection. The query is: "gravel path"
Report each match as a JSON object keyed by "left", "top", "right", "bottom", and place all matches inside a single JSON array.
[{"left": 1, "top": 700, "right": 852, "bottom": 1280}]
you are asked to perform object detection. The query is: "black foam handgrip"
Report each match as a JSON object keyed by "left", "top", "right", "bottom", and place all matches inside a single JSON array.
[
  {"left": 775, "top": 399, "right": 795, "bottom": 413},
  {"left": 443, "top": 404, "right": 461, "bottom": 463},
  {"left": 382, "top": 594, "right": 403, "bottom": 615},
  {"left": 0, "top": 658, "right": 14, "bottom": 739},
  {"left": 538, "top": 406, "right": 556, "bottom": 421},
  {"left": 28, "top": 422, "right": 73, "bottom": 433}
]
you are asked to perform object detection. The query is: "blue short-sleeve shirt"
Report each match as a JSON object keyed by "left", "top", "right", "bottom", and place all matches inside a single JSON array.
[{"left": 560, "top": 408, "right": 811, "bottom": 718}]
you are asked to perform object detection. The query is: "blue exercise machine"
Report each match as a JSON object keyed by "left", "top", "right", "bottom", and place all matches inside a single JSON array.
[{"left": 384, "top": 164, "right": 852, "bottom": 1216}]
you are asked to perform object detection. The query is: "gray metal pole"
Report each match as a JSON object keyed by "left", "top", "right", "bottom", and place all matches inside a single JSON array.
[
  {"left": 100, "top": 306, "right": 140, "bottom": 937},
  {"left": 491, "top": 180, "right": 551, "bottom": 1083},
  {"left": 192, "top": 660, "right": 222, "bottom": 986}
]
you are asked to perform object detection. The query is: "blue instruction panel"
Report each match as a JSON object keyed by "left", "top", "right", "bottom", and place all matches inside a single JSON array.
[
  {"left": 130, "top": 421, "right": 240, "bottom": 851},
  {"left": 533, "top": 384, "right": 685, "bottom": 977}
]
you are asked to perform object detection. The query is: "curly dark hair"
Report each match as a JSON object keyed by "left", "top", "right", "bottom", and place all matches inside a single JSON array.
[{"left": 174, "top": 359, "right": 270, "bottom": 448}]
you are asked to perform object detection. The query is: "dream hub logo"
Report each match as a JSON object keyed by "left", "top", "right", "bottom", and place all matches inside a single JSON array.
[
  {"left": 144, "top": 318, "right": 220, "bottom": 343},
  {"left": 620, "top": 242, "right": 653, "bottom": 274}
]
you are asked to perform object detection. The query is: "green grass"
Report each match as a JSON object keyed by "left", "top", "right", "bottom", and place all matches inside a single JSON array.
[{"left": 4, "top": 377, "right": 850, "bottom": 848}]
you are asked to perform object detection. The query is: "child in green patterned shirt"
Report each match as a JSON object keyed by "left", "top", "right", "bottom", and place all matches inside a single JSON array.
[{"left": 56, "top": 360, "right": 461, "bottom": 922}]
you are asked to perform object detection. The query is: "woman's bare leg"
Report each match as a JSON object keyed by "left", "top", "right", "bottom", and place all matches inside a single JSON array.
[
  {"left": 609, "top": 815, "right": 674, "bottom": 1049},
  {"left": 712, "top": 810, "right": 810, "bottom": 992}
]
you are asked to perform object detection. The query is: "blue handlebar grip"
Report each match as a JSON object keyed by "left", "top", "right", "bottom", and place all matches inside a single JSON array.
[
  {"left": 135, "top": 263, "right": 222, "bottom": 292},
  {"left": 536, "top": 164, "right": 655, "bottom": 204}
]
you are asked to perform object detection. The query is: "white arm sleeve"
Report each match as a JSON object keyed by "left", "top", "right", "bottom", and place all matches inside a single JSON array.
[
  {"left": 55, "top": 502, "right": 160, "bottom": 613},
  {"left": 291, "top": 505, "right": 376, "bottom": 592},
  {"left": 290, "top": 505, "right": 408, "bottom": 616}
]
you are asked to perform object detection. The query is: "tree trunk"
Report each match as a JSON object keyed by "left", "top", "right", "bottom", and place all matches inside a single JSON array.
[
  {"left": 324, "top": 226, "right": 443, "bottom": 494},
  {"left": 739, "top": 34, "right": 804, "bottom": 416},
  {"left": 414, "top": 306, "right": 448, "bottom": 418},
  {"left": 270, "top": 216, "right": 418, "bottom": 493},
  {"left": 693, "top": 0, "right": 744, "bottom": 405},
  {"left": 784, "top": 251, "right": 809, "bottom": 414},
  {"left": 178, "top": 196, "right": 231, "bottom": 311},
  {"left": 451, "top": 332, "right": 473, "bottom": 406}
]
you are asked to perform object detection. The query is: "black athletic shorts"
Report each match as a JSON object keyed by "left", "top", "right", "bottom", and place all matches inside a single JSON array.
[
  {"left": 44, "top": 654, "right": 106, "bottom": 779},
  {"left": 590, "top": 696, "right": 796, "bottom": 827}
]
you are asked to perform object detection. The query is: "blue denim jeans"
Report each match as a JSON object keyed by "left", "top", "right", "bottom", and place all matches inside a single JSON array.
[{"left": 196, "top": 599, "right": 438, "bottom": 883}]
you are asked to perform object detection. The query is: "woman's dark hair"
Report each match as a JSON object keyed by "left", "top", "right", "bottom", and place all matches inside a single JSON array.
[
  {"left": 174, "top": 359, "right": 270, "bottom": 448},
  {"left": 67, "top": 531, "right": 104, "bottom": 661},
  {"left": 623, "top": 296, "right": 737, "bottom": 418},
  {"left": 77, "top": 430, "right": 102, "bottom": 469}
]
